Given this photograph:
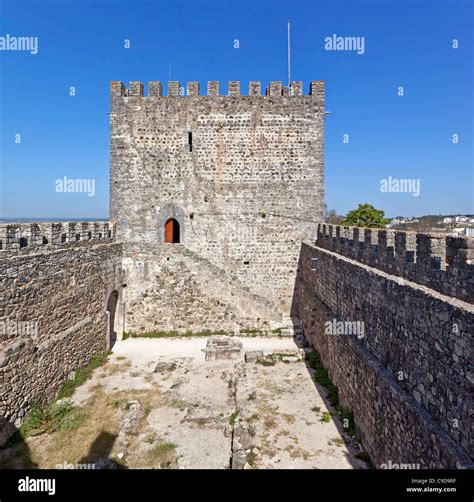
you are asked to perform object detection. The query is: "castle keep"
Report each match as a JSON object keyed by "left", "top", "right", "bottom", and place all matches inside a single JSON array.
[
  {"left": 0, "top": 79, "right": 472, "bottom": 469},
  {"left": 110, "top": 80, "right": 325, "bottom": 333}
]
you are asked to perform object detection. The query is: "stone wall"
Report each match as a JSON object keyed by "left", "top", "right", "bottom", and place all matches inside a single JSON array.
[
  {"left": 294, "top": 237, "right": 474, "bottom": 468},
  {"left": 316, "top": 224, "right": 473, "bottom": 302},
  {"left": 0, "top": 221, "right": 115, "bottom": 251},
  {"left": 110, "top": 80, "right": 324, "bottom": 331},
  {"left": 0, "top": 223, "right": 123, "bottom": 443},
  {"left": 122, "top": 242, "right": 281, "bottom": 334}
]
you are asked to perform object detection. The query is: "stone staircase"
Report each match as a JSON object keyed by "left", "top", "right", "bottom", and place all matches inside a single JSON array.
[
  {"left": 177, "top": 246, "right": 283, "bottom": 327},
  {"left": 124, "top": 242, "right": 285, "bottom": 331}
]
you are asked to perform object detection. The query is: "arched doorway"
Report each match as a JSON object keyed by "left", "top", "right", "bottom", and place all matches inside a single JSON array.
[
  {"left": 164, "top": 218, "right": 180, "bottom": 243},
  {"left": 106, "top": 290, "right": 119, "bottom": 348}
]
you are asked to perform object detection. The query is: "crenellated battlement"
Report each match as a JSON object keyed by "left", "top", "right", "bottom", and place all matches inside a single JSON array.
[
  {"left": 316, "top": 224, "right": 474, "bottom": 303},
  {"left": 110, "top": 80, "right": 324, "bottom": 98},
  {"left": 0, "top": 221, "right": 115, "bottom": 253}
]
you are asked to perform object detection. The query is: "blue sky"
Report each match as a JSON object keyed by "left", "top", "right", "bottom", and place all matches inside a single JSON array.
[{"left": 0, "top": 0, "right": 472, "bottom": 219}]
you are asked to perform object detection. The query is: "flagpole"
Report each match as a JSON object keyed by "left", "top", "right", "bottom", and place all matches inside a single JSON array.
[{"left": 287, "top": 20, "right": 291, "bottom": 88}]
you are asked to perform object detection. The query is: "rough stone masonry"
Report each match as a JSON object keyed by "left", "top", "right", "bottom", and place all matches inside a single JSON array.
[
  {"left": 0, "top": 222, "right": 122, "bottom": 442},
  {"left": 294, "top": 225, "right": 474, "bottom": 468},
  {"left": 110, "top": 80, "right": 325, "bottom": 334}
]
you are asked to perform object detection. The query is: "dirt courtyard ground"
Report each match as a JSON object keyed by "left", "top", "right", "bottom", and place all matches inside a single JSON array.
[{"left": 2, "top": 336, "right": 367, "bottom": 469}]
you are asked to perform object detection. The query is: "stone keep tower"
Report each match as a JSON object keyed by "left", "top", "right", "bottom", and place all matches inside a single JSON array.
[{"left": 110, "top": 80, "right": 325, "bottom": 334}]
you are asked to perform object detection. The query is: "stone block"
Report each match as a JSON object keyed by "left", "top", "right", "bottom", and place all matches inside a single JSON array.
[
  {"left": 203, "top": 337, "right": 243, "bottom": 361},
  {"left": 244, "top": 350, "right": 264, "bottom": 363}
]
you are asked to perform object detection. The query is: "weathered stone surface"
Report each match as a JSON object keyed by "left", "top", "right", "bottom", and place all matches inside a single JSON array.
[
  {"left": 316, "top": 224, "right": 473, "bottom": 302},
  {"left": 0, "top": 238, "right": 123, "bottom": 441},
  {"left": 295, "top": 241, "right": 474, "bottom": 468},
  {"left": 110, "top": 81, "right": 325, "bottom": 333},
  {"left": 231, "top": 453, "right": 246, "bottom": 469},
  {"left": 244, "top": 350, "right": 263, "bottom": 363},
  {"left": 154, "top": 361, "right": 177, "bottom": 373},
  {"left": 244, "top": 348, "right": 304, "bottom": 364},
  {"left": 203, "top": 337, "right": 243, "bottom": 361}
]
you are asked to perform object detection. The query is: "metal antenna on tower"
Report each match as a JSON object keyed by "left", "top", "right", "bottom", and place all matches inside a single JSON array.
[{"left": 287, "top": 19, "right": 291, "bottom": 88}]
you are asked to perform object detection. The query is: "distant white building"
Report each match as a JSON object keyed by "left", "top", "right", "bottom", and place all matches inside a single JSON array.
[
  {"left": 451, "top": 227, "right": 474, "bottom": 237},
  {"left": 389, "top": 217, "right": 420, "bottom": 227}
]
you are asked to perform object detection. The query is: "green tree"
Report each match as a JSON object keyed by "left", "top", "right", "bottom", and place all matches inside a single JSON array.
[{"left": 341, "top": 203, "right": 389, "bottom": 229}]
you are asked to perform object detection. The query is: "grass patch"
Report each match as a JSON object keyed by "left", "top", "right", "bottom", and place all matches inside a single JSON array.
[
  {"left": 52, "top": 408, "right": 85, "bottom": 431},
  {"left": 240, "top": 329, "right": 264, "bottom": 336},
  {"left": 196, "top": 417, "right": 210, "bottom": 427},
  {"left": 311, "top": 405, "right": 321, "bottom": 413},
  {"left": 286, "top": 445, "right": 310, "bottom": 460},
  {"left": 19, "top": 401, "right": 85, "bottom": 439},
  {"left": 282, "top": 413, "right": 296, "bottom": 424},
  {"left": 307, "top": 350, "right": 356, "bottom": 437},
  {"left": 356, "top": 451, "right": 374, "bottom": 468},
  {"left": 337, "top": 406, "right": 356, "bottom": 437},
  {"left": 108, "top": 398, "right": 127, "bottom": 409},
  {"left": 167, "top": 398, "right": 189, "bottom": 410},
  {"left": 247, "top": 391, "right": 257, "bottom": 401},
  {"left": 154, "top": 362, "right": 177, "bottom": 373},
  {"left": 246, "top": 449, "right": 257, "bottom": 467},
  {"left": 124, "top": 329, "right": 230, "bottom": 339},
  {"left": 257, "top": 356, "right": 276, "bottom": 367},
  {"left": 18, "top": 405, "right": 51, "bottom": 438},
  {"left": 229, "top": 411, "right": 239, "bottom": 427},
  {"left": 57, "top": 353, "right": 109, "bottom": 399},
  {"left": 263, "top": 416, "right": 277, "bottom": 429},
  {"left": 320, "top": 412, "right": 331, "bottom": 423},
  {"left": 259, "top": 403, "right": 279, "bottom": 415},
  {"left": 145, "top": 432, "right": 158, "bottom": 444},
  {"left": 147, "top": 442, "right": 178, "bottom": 469},
  {"left": 328, "top": 437, "right": 345, "bottom": 447},
  {"left": 127, "top": 328, "right": 270, "bottom": 339},
  {"left": 144, "top": 374, "right": 155, "bottom": 384},
  {"left": 307, "top": 351, "right": 338, "bottom": 406}
]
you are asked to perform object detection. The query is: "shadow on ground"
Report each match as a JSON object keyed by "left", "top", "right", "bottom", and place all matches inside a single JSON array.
[
  {"left": 289, "top": 246, "right": 368, "bottom": 470},
  {"left": 0, "top": 416, "right": 38, "bottom": 469}
]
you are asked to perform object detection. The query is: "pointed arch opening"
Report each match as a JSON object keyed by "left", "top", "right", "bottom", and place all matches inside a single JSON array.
[{"left": 164, "top": 218, "right": 180, "bottom": 243}]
